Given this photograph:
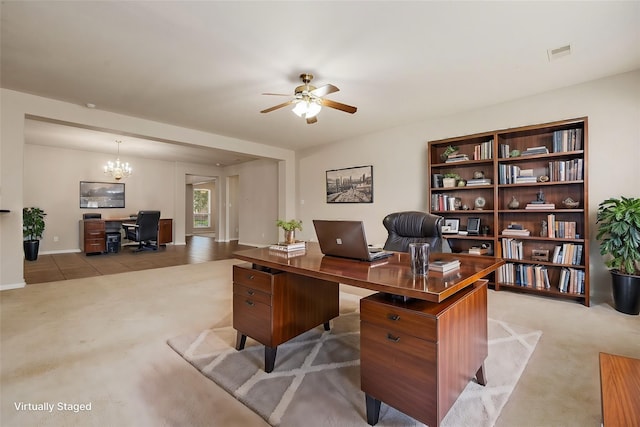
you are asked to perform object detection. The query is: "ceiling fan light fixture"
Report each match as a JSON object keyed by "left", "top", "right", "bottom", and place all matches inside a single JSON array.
[{"left": 292, "top": 98, "right": 322, "bottom": 119}]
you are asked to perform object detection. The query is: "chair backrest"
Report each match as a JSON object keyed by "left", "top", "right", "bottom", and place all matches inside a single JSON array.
[
  {"left": 382, "top": 211, "right": 444, "bottom": 252},
  {"left": 136, "top": 211, "right": 161, "bottom": 241}
]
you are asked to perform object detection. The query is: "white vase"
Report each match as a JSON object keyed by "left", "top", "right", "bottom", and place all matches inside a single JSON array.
[{"left": 443, "top": 178, "right": 456, "bottom": 188}]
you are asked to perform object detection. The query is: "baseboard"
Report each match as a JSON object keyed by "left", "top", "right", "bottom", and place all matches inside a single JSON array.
[
  {"left": 40, "top": 249, "right": 82, "bottom": 255},
  {"left": 1, "top": 281, "right": 26, "bottom": 291}
]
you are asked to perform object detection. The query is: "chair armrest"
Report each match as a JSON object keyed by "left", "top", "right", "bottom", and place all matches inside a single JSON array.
[{"left": 122, "top": 223, "right": 138, "bottom": 229}]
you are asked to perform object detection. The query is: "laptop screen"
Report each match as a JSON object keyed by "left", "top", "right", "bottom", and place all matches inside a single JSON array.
[{"left": 313, "top": 220, "right": 383, "bottom": 261}]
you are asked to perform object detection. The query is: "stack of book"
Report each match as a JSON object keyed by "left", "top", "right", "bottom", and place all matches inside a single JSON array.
[
  {"left": 428, "top": 259, "right": 461, "bottom": 273},
  {"left": 445, "top": 153, "right": 469, "bottom": 163},
  {"left": 269, "top": 241, "right": 306, "bottom": 252},
  {"left": 521, "top": 146, "right": 549, "bottom": 156},
  {"left": 466, "top": 178, "right": 492, "bottom": 186},
  {"left": 501, "top": 227, "right": 530, "bottom": 237},
  {"left": 469, "top": 246, "right": 490, "bottom": 255}
]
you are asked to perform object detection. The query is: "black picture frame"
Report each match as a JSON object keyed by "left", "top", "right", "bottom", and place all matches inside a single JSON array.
[
  {"left": 467, "top": 217, "right": 481, "bottom": 235},
  {"left": 80, "top": 181, "right": 125, "bottom": 209},
  {"left": 326, "top": 165, "right": 373, "bottom": 203}
]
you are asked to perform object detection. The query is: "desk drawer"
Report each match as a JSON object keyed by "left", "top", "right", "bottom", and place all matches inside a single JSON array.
[
  {"left": 361, "top": 321, "right": 437, "bottom": 425},
  {"left": 85, "top": 230, "right": 105, "bottom": 239},
  {"left": 233, "top": 265, "right": 275, "bottom": 294},
  {"left": 233, "top": 295, "right": 271, "bottom": 345},
  {"left": 84, "top": 241, "right": 105, "bottom": 253},
  {"left": 360, "top": 296, "right": 437, "bottom": 342},
  {"left": 233, "top": 283, "right": 271, "bottom": 306},
  {"left": 84, "top": 221, "right": 104, "bottom": 231}
]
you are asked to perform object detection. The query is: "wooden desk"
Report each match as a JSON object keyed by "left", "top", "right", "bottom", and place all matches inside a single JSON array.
[
  {"left": 233, "top": 243, "right": 503, "bottom": 426},
  {"left": 599, "top": 352, "right": 640, "bottom": 427},
  {"left": 80, "top": 218, "right": 173, "bottom": 254}
]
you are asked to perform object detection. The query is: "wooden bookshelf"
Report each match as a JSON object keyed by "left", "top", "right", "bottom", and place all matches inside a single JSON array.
[{"left": 428, "top": 118, "right": 589, "bottom": 306}]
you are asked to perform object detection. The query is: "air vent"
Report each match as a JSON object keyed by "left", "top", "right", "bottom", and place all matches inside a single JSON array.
[{"left": 547, "top": 44, "right": 572, "bottom": 61}]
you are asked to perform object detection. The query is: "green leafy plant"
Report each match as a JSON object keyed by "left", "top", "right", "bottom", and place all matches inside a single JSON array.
[
  {"left": 276, "top": 219, "right": 303, "bottom": 232},
  {"left": 596, "top": 197, "right": 640, "bottom": 275},
  {"left": 23, "top": 207, "right": 47, "bottom": 241},
  {"left": 441, "top": 145, "right": 458, "bottom": 161},
  {"left": 443, "top": 173, "right": 461, "bottom": 180}
]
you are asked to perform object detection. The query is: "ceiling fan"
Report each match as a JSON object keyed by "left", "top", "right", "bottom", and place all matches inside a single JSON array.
[{"left": 260, "top": 73, "right": 357, "bottom": 124}]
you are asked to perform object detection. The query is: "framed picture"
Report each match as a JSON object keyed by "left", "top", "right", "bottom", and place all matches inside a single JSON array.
[
  {"left": 80, "top": 181, "right": 125, "bottom": 208},
  {"left": 326, "top": 165, "right": 373, "bottom": 203},
  {"left": 467, "top": 217, "right": 481, "bottom": 235},
  {"left": 442, "top": 218, "right": 460, "bottom": 234}
]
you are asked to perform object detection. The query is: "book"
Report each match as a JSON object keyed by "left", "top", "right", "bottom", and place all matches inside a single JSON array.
[
  {"left": 525, "top": 203, "right": 556, "bottom": 210},
  {"left": 501, "top": 228, "right": 531, "bottom": 237},
  {"left": 428, "top": 259, "right": 461, "bottom": 272}
]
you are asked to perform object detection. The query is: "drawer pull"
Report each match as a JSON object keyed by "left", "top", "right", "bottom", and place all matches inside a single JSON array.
[
  {"left": 246, "top": 289, "right": 255, "bottom": 296},
  {"left": 245, "top": 300, "right": 255, "bottom": 306},
  {"left": 387, "top": 314, "right": 400, "bottom": 321},
  {"left": 386, "top": 333, "right": 400, "bottom": 343},
  {"left": 248, "top": 274, "right": 255, "bottom": 280}
]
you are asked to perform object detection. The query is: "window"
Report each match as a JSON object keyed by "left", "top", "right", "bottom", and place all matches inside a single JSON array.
[{"left": 193, "top": 189, "right": 211, "bottom": 228}]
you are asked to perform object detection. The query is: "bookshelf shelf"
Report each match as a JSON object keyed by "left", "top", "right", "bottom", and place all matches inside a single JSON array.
[{"left": 428, "top": 117, "right": 589, "bottom": 306}]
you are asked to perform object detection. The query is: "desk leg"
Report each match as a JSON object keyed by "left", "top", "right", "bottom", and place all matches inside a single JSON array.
[
  {"left": 365, "top": 394, "right": 381, "bottom": 425},
  {"left": 324, "top": 321, "right": 330, "bottom": 331},
  {"left": 235, "top": 332, "right": 247, "bottom": 351},
  {"left": 265, "top": 346, "right": 277, "bottom": 373},
  {"left": 475, "top": 362, "right": 487, "bottom": 386}
]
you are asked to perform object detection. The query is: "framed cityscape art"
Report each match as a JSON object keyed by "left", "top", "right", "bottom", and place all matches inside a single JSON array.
[{"left": 325, "top": 165, "right": 373, "bottom": 203}]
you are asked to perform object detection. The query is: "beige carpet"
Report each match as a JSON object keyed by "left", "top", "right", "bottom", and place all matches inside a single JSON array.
[{"left": 168, "top": 304, "right": 542, "bottom": 427}]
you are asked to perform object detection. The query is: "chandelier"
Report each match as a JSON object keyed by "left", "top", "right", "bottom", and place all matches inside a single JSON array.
[{"left": 103, "top": 140, "right": 132, "bottom": 180}]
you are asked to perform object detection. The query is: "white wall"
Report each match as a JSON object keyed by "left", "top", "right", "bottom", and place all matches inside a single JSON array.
[
  {"left": 225, "top": 159, "right": 280, "bottom": 246},
  {"left": 24, "top": 144, "right": 181, "bottom": 252},
  {"left": 0, "top": 89, "right": 296, "bottom": 289},
  {"left": 297, "top": 70, "right": 640, "bottom": 298}
]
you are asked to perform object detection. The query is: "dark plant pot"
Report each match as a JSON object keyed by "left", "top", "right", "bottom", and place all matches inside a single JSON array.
[
  {"left": 23, "top": 240, "right": 40, "bottom": 261},
  {"left": 611, "top": 270, "right": 640, "bottom": 315}
]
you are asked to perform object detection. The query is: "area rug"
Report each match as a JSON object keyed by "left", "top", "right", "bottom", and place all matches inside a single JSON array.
[{"left": 168, "top": 311, "right": 541, "bottom": 427}]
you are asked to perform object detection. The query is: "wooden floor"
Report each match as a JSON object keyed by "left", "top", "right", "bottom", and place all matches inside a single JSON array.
[{"left": 23, "top": 236, "right": 255, "bottom": 285}]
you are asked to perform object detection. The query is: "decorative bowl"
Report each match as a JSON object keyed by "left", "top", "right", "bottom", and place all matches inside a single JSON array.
[{"left": 562, "top": 198, "right": 579, "bottom": 208}]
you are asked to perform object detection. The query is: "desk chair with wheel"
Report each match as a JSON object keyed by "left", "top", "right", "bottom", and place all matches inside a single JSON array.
[{"left": 122, "top": 210, "right": 161, "bottom": 252}]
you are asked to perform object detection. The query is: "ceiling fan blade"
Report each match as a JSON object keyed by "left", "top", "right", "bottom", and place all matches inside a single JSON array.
[
  {"left": 306, "top": 116, "right": 318, "bottom": 125},
  {"left": 260, "top": 100, "right": 295, "bottom": 114},
  {"left": 262, "top": 93, "right": 291, "bottom": 96},
  {"left": 320, "top": 99, "right": 357, "bottom": 114},
  {"left": 310, "top": 84, "right": 339, "bottom": 98}
]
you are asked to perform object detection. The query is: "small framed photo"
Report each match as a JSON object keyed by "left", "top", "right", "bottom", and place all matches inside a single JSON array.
[
  {"left": 467, "top": 217, "right": 481, "bottom": 235},
  {"left": 442, "top": 218, "right": 460, "bottom": 234}
]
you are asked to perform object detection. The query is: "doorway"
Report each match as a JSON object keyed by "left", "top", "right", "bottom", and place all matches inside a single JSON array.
[{"left": 186, "top": 175, "right": 217, "bottom": 238}]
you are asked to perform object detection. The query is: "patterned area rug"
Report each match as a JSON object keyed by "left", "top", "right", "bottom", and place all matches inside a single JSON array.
[{"left": 168, "top": 311, "right": 541, "bottom": 427}]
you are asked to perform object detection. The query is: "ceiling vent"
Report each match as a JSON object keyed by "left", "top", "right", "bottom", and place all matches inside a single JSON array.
[{"left": 547, "top": 44, "right": 572, "bottom": 61}]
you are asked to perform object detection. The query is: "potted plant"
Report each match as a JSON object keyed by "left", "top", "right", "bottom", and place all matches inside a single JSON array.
[
  {"left": 276, "top": 219, "right": 303, "bottom": 244},
  {"left": 442, "top": 173, "right": 461, "bottom": 188},
  {"left": 596, "top": 196, "right": 640, "bottom": 315},
  {"left": 440, "top": 145, "right": 458, "bottom": 161},
  {"left": 23, "top": 207, "right": 47, "bottom": 261}
]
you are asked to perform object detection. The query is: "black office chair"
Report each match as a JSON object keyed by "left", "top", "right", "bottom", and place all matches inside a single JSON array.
[
  {"left": 382, "top": 211, "right": 445, "bottom": 253},
  {"left": 122, "top": 210, "right": 161, "bottom": 252}
]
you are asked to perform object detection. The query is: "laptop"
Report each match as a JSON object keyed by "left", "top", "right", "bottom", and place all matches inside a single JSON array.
[{"left": 313, "top": 220, "right": 393, "bottom": 262}]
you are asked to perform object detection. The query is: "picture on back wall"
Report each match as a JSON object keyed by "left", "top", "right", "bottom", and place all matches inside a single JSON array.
[{"left": 326, "top": 165, "right": 373, "bottom": 203}]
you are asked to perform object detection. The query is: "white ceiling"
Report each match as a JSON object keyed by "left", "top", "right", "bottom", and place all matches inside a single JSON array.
[{"left": 2, "top": 1, "right": 639, "bottom": 163}]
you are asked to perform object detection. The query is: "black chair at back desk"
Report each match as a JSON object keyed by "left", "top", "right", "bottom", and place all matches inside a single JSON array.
[{"left": 122, "top": 210, "right": 161, "bottom": 252}]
